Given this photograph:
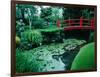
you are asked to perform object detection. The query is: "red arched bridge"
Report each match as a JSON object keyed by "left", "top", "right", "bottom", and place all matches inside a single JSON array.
[{"left": 57, "top": 17, "right": 95, "bottom": 30}]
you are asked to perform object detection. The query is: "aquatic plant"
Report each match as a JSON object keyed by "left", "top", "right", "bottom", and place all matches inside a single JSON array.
[{"left": 71, "top": 42, "right": 95, "bottom": 70}]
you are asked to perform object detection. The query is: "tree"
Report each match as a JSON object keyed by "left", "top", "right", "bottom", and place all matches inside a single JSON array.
[
  {"left": 40, "top": 7, "right": 52, "bottom": 25},
  {"left": 82, "top": 8, "right": 94, "bottom": 19},
  {"left": 50, "top": 7, "right": 64, "bottom": 23},
  {"left": 16, "top": 4, "right": 38, "bottom": 30},
  {"left": 63, "top": 7, "right": 82, "bottom": 19},
  {"left": 63, "top": 7, "right": 94, "bottom": 19}
]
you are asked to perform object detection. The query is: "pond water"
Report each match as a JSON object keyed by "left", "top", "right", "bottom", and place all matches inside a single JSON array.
[{"left": 28, "top": 39, "right": 86, "bottom": 72}]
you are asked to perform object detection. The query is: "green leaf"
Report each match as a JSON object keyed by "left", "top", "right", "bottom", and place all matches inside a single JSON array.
[{"left": 71, "top": 42, "right": 95, "bottom": 70}]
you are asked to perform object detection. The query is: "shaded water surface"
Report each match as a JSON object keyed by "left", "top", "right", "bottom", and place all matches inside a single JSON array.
[{"left": 28, "top": 39, "right": 86, "bottom": 72}]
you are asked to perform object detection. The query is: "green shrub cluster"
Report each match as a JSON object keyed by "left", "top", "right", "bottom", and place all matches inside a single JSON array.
[
  {"left": 40, "top": 27, "right": 63, "bottom": 33},
  {"left": 16, "top": 49, "right": 39, "bottom": 72},
  {"left": 89, "top": 32, "right": 94, "bottom": 42},
  {"left": 40, "top": 27, "right": 64, "bottom": 44},
  {"left": 71, "top": 42, "right": 95, "bottom": 70},
  {"left": 21, "top": 30, "right": 43, "bottom": 45},
  {"left": 19, "top": 30, "right": 43, "bottom": 50},
  {"left": 16, "top": 36, "right": 21, "bottom": 45}
]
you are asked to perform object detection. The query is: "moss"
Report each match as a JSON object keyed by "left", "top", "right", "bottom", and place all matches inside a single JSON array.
[{"left": 71, "top": 42, "right": 95, "bottom": 70}]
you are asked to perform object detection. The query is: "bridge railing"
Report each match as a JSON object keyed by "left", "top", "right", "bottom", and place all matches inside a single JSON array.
[{"left": 57, "top": 17, "right": 95, "bottom": 29}]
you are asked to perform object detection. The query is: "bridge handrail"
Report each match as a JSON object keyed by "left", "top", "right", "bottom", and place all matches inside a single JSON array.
[{"left": 57, "top": 17, "right": 95, "bottom": 28}]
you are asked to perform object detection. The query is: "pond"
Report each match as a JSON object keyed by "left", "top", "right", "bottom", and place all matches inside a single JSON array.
[{"left": 16, "top": 39, "right": 86, "bottom": 72}]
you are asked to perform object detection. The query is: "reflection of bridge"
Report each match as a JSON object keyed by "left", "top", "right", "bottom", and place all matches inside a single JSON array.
[{"left": 57, "top": 17, "right": 95, "bottom": 30}]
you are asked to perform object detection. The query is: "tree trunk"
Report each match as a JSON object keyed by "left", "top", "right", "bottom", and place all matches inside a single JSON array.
[{"left": 29, "top": 18, "right": 32, "bottom": 30}]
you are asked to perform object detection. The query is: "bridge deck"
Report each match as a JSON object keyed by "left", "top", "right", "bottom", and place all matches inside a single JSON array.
[{"left": 64, "top": 26, "right": 94, "bottom": 30}]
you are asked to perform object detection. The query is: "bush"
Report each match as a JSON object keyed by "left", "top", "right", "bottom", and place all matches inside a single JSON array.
[
  {"left": 40, "top": 27, "right": 64, "bottom": 44},
  {"left": 89, "top": 32, "right": 94, "bottom": 42},
  {"left": 16, "top": 36, "right": 21, "bottom": 45},
  {"left": 32, "top": 19, "right": 47, "bottom": 29},
  {"left": 21, "top": 30, "right": 43, "bottom": 49},
  {"left": 40, "top": 27, "right": 63, "bottom": 33},
  {"left": 16, "top": 49, "right": 39, "bottom": 73},
  {"left": 71, "top": 42, "right": 95, "bottom": 70}
]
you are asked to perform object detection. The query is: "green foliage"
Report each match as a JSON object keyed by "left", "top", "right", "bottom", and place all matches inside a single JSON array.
[
  {"left": 49, "top": 7, "right": 64, "bottom": 22},
  {"left": 71, "top": 42, "right": 95, "bottom": 70},
  {"left": 40, "top": 7, "right": 52, "bottom": 19},
  {"left": 32, "top": 19, "right": 47, "bottom": 29},
  {"left": 16, "top": 36, "right": 21, "bottom": 45},
  {"left": 16, "top": 4, "right": 38, "bottom": 29},
  {"left": 40, "top": 27, "right": 63, "bottom": 33},
  {"left": 21, "top": 30, "right": 43, "bottom": 45},
  {"left": 63, "top": 8, "right": 82, "bottom": 19},
  {"left": 39, "top": 27, "right": 64, "bottom": 44},
  {"left": 82, "top": 8, "right": 94, "bottom": 19},
  {"left": 40, "top": 7, "right": 52, "bottom": 25},
  {"left": 89, "top": 32, "right": 94, "bottom": 42},
  {"left": 31, "top": 30, "right": 43, "bottom": 44},
  {"left": 16, "top": 49, "right": 39, "bottom": 72},
  {"left": 63, "top": 7, "right": 94, "bottom": 19}
]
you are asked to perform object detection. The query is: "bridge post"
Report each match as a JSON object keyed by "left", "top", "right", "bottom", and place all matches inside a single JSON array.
[
  {"left": 90, "top": 18, "right": 95, "bottom": 29},
  {"left": 57, "top": 20, "right": 60, "bottom": 27},
  {"left": 80, "top": 17, "right": 83, "bottom": 28},
  {"left": 68, "top": 17, "right": 71, "bottom": 26}
]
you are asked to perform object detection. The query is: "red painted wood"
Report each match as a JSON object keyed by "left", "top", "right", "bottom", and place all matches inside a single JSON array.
[
  {"left": 64, "top": 26, "right": 94, "bottom": 30},
  {"left": 90, "top": 18, "right": 95, "bottom": 28},
  {"left": 80, "top": 17, "right": 83, "bottom": 28},
  {"left": 56, "top": 18, "right": 95, "bottom": 30},
  {"left": 68, "top": 18, "right": 71, "bottom": 26},
  {"left": 57, "top": 20, "right": 60, "bottom": 27}
]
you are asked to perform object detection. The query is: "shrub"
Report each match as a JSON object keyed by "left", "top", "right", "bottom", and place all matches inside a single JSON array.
[
  {"left": 40, "top": 27, "right": 64, "bottom": 44},
  {"left": 89, "top": 32, "right": 94, "bottom": 42},
  {"left": 31, "top": 30, "right": 43, "bottom": 44},
  {"left": 21, "top": 30, "right": 43, "bottom": 47},
  {"left": 16, "top": 49, "right": 39, "bottom": 72},
  {"left": 40, "top": 27, "right": 63, "bottom": 33},
  {"left": 16, "top": 36, "right": 21, "bottom": 45},
  {"left": 71, "top": 42, "right": 95, "bottom": 70},
  {"left": 32, "top": 19, "right": 47, "bottom": 29}
]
